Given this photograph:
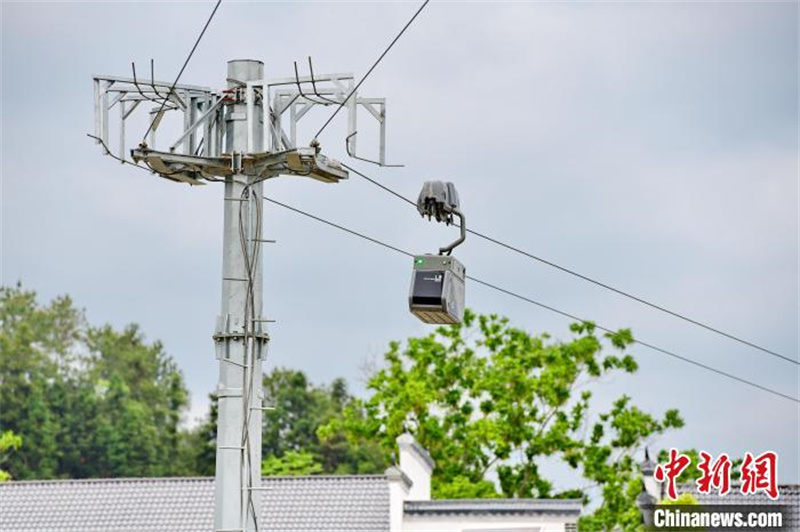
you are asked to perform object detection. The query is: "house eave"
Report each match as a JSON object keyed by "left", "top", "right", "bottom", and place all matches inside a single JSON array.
[{"left": 404, "top": 498, "right": 583, "bottom": 517}]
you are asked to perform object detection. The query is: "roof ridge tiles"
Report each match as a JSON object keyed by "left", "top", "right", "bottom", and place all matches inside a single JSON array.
[{"left": 0, "top": 473, "right": 389, "bottom": 487}]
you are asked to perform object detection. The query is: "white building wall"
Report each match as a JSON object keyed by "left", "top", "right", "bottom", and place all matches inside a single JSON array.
[
  {"left": 391, "top": 435, "right": 578, "bottom": 532},
  {"left": 387, "top": 466, "right": 412, "bottom": 532},
  {"left": 397, "top": 434, "right": 434, "bottom": 501}
]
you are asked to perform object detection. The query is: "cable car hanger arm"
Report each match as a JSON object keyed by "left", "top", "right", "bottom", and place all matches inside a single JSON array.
[{"left": 440, "top": 209, "right": 465, "bottom": 256}]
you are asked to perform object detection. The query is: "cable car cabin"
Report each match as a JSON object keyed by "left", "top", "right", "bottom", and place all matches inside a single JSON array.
[{"left": 409, "top": 254, "right": 465, "bottom": 324}]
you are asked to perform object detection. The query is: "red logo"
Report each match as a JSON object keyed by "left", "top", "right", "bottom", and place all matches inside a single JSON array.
[
  {"left": 654, "top": 449, "right": 780, "bottom": 500},
  {"left": 654, "top": 448, "right": 691, "bottom": 500},
  {"left": 740, "top": 451, "right": 779, "bottom": 500},
  {"left": 696, "top": 451, "right": 731, "bottom": 496}
]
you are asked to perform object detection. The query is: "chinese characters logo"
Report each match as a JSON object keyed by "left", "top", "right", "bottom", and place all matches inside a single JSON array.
[{"left": 654, "top": 448, "right": 779, "bottom": 500}]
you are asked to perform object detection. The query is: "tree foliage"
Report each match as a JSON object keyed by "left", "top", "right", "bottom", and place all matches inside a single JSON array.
[
  {"left": 262, "top": 368, "right": 384, "bottom": 475},
  {"left": 0, "top": 284, "right": 191, "bottom": 479},
  {"left": 322, "top": 310, "right": 683, "bottom": 531},
  {"left": 187, "top": 368, "right": 385, "bottom": 477},
  {"left": 0, "top": 430, "right": 22, "bottom": 481},
  {"left": 185, "top": 394, "right": 219, "bottom": 476},
  {"left": 261, "top": 450, "right": 323, "bottom": 476},
  {"left": 0, "top": 285, "right": 384, "bottom": 480}
]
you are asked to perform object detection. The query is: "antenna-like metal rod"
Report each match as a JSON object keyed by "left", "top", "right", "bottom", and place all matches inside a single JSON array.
[{"left": 307, "top": 57, "right": 338, "bottom": 105}]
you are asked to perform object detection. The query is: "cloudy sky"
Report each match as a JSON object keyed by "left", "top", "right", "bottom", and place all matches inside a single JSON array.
[{"left": 2, "top": 0, "right": 798, "bottom": 485}]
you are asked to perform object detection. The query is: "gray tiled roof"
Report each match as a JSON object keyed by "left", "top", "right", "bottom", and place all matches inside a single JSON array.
[
  {"left": 404, "top": 498, "right": 582, "bottom": 516},
  {"left": 0, "top": 475, "right": 390, "bottom": 532},
  {"left": 677, "top": 483, "right": 799, "bottom": 530},
  {"left": 264, "top": 475, "right": 390, "bottom": 531}
]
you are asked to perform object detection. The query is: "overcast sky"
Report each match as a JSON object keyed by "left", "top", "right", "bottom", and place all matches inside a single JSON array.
[{"left": 2, "top": 1, "right": 798, "bottom": 486}]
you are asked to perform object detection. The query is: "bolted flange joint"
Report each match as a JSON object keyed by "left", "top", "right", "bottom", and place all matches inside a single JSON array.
[{"left": 213, "top": 313, "right": 270, "bottom": 360}]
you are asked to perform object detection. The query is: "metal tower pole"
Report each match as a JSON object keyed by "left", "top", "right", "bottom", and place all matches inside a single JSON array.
[
  {"left": 93, "top": 48, "right": 394, "bottom": 532},
  {"left": 213, "top": 59, "right": 266, "bottom": 532},
  {"left": 93, "top": 56, "right": 391, "bottom": 532}
]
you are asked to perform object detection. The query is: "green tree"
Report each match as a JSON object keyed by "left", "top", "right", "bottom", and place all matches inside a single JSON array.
[
  {"left": 0, "top": 284, "right": 193, "bottom": 479},
  {"left": 0, "top": 284, "right": 82, "bottom": 478},
  {"left": 261, "top": 450, "right": 323, "bottom": 476},
  {"left": 260, "top": 368, "right": 384, "bottom": 475},
  {"left": 184, "top": 368, "right": 384, "bottom": 477},
  {"left": 86, "top": 324, "right": 188, "bottom": 476},
  {"left": 0, "top": 430, "right": 23, "bottom": 482},
  {"left": 323, "top": 310, "right": 683, "bottom": 532},
  {"left": 262, "top": 369, "right": 326, "bottom": 456},
  {"left": 184, "top": 394, "right": 219, "bottom": 476}
]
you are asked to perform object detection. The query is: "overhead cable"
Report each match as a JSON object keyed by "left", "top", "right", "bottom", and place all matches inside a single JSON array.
[
  {"left": 313, "top": 0, "right": 430, "bottom": 140},
  {"left": 142, "top": 0, "right": 223, "bottom": 142},
  {"left": 262, "top": 195, "right": 800, "bottom": 405},
  {"left": 340, "top": 162, "right": 797, "bottom": 366}
]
